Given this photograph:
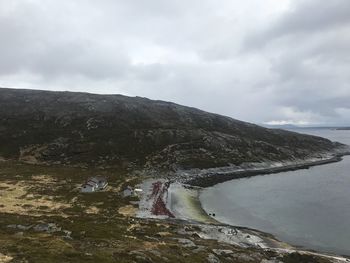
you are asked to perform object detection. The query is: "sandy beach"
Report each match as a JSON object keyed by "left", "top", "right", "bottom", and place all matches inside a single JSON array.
[
  {"left": 137, "top": 178, "right": 350, "bottom": 262},
  {"left": 136, "top": 151, "right": 350, "bottom": 262},
  {"left": 166, "top": 183, "right": 217, "bottom": 224}
]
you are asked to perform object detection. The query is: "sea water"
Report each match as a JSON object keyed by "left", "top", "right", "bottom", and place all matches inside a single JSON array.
[{"left": 200, "top": 128, "right": 350, "bottom": 256}]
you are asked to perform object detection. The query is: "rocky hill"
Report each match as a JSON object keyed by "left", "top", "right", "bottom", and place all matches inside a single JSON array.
[{"left": 0, "top": 88, "right": 344, "bottom": 171}]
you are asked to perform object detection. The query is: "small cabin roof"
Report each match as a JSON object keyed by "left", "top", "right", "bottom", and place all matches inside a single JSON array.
[
  {"left": 83, "top": 183, "right": 96, "bottom": 188},
  {"left": 89, "top": 176, "right": 107, "bottom": 183}
]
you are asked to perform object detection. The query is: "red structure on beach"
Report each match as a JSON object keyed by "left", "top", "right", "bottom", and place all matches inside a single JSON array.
[{"left": 150, "top": 181, "right": 174, "bottom": 218}]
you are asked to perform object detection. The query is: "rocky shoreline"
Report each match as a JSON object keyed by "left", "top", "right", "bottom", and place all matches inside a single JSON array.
[
  {"left": 138, "top": 178, "right": 350, "bottom": 262},
  {"left": 178, "top": 148, "right": 350, "bottom": 188},
  {"left": 137, "top": 148, "right": 350, "bottom": 262}
]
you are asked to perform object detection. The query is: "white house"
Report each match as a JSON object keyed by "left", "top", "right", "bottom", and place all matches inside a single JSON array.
[
  {"left": 81, "top": 176, "right": 108, "bottom": 193},
  {"left": 81, "top": 182, "right": 97, "bottom": 193},
  {"left": 89, "top": 177, "right": 108, "bottom": 190}
]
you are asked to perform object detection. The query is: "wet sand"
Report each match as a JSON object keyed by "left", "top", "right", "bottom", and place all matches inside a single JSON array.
[
  {"left": 137, "top": 150, "right": 350, "bottom": 261},
  {"left": 165, "top": 153, "right": 350, "bottom": 261},
  {"left": 167, "top": 183, "right": 217, "bottom": 224}
]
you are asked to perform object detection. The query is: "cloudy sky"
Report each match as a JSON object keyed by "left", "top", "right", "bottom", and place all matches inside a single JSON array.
[{"left": 1, "top": 0, "right": 349, "bottom": 126}]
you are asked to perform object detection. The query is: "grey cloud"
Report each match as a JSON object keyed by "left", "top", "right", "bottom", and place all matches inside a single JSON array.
[
  {"left": 0, "top": 0, "right": 349, "bottom": 126},
  {"left": 246, "top": 0, "right": 350, "bottom": 49},
  {"left": 270, "top": 0, "right": 350, "bottom": 35},
  {"left": 0, "top": 2, "right": 131, "bottom": 79},
  {"left": 240, "top": 0, "right": 350, "bottom": 125}
]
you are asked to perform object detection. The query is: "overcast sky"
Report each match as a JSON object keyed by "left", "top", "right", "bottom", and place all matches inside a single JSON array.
[{"left": 1, "top": 0, "right": 349, "bottom": 126}]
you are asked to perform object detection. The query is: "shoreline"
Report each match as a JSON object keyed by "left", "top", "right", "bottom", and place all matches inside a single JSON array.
[
  {"left": 183, "top": 150, "right": 350, "bottom": 188},
  {"left": 139, "top": 178, "right": 350, "bottom": 262},
  {"left": 137, "top": 149, "right": 350, "bottom": 262},
  {"left": 180, "top": 152, "right": 350, "bottom": 259}
]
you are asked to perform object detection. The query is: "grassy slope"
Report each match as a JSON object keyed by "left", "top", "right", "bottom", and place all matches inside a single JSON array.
[
  {"left": 0, "top": 88, "right": 342, "bottom": 171},
  {"left": 0, "top": 88, "right": 345, "bottom": 262},
  {"left": 0, "top": 161, "right": 334, "bottom": 263}
]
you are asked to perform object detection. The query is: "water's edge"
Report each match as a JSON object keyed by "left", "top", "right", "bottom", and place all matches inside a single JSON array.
[
  {"left": 185, "top": 151, "right": 350, "bottom": 188},
  {"left": 171, "top": 150, "right": 350, "bottom": 259},
  {"left": 137, "top": 148, "right": 350, "bottom": 261}
]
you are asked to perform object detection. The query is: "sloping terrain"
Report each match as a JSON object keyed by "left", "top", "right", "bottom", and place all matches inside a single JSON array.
[
  {"left": 0, "top": 88, "right": 343, "bottom": 171},
  {"left": 0, "top": 162, "right": 342, "bottom": 263},
  {"left": 0, "top": 88, "right": 347, "bottom": 263}
]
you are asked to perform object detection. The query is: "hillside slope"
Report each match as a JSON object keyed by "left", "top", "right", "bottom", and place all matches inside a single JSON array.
[{"left": 0, "top": 88, "right": 344, "bottom": 170}]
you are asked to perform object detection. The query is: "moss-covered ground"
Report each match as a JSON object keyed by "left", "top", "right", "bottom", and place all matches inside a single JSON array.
[{"left": 0, "top": 161, "right": 336, "bottom": 263}]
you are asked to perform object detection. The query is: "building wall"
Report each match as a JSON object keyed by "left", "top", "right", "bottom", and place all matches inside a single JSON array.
[{"left": 81, "top": 185, "right": 95, "bottom": 193}]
